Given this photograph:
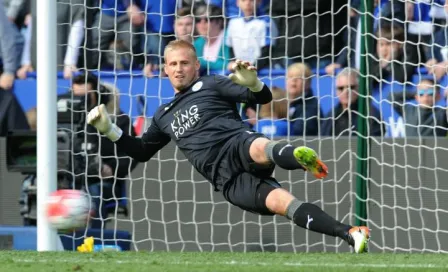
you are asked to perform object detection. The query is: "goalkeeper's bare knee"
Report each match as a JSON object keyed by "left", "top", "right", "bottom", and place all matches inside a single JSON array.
[
  {"left": 264, "top": 188, "right": 297, "bottom": 215},
  {"left": 249, "top": 137, "right": 271, "bottom": 164}
]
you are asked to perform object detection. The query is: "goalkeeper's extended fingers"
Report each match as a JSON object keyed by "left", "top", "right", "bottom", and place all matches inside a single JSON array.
[
  {"left": 247, "top": 65, "right": 257, "bottom": 71},
  {"left": 87, "top": 104, "right": 109, "bottom": 126},
  {"left": 241, "top": 61, "right": 251, "bottom": 68},
  {"left": 87, "top": 105, "right": 101, "bottom": 125},
  {"left": 98, "top": 104, "right": 109, "bottom": 117},
  {"left": 235, "top": 59, "right": 243, "bottom": 67}
]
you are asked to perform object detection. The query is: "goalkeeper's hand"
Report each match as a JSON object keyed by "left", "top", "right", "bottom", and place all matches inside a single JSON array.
[
  {"left": 87, "top": 104, "right": 123, "bottom": 142},
  {"left": 228, "top": 59, "right": 264, "bottom": 92}
]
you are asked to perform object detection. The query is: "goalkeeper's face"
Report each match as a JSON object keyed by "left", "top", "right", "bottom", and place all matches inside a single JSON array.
[{"left": 164, "top": 47, "right": 200, "bottom": 92}]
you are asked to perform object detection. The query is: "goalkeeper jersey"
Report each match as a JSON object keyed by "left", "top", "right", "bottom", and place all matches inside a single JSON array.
[{"left": 117, "top": 75, "right": 272, "bottom": 185}]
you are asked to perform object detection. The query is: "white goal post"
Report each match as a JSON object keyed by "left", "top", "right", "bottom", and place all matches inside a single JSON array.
[{"left": 36, "top": 0, "right": 58, "bottom": 251}]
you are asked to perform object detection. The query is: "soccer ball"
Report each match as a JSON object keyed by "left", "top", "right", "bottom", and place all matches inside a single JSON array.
[{"left": 46, "top": 190, "right": 92, "bottom": 231}]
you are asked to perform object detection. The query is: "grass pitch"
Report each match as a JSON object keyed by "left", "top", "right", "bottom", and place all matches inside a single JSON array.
[{"left": 1, "top": 251, "right": 448, "bottom": 272}]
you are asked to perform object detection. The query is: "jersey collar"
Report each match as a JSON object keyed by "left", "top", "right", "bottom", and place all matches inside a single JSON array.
[{"left": 175, "top": 77, "right": 201, "bottom": 97}]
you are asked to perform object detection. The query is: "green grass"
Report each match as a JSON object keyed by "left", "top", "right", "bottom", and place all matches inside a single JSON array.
[{"left": 1, "top": 251, "right": 448, "bottom": 272}]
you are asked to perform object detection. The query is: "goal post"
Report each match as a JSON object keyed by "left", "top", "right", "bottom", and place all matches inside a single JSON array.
[
  {"left": 36, "top": 0, "right": 59, "bottom": 251},
  {"left": 356, "top": 0, "right": 375, "bottom": 227}
]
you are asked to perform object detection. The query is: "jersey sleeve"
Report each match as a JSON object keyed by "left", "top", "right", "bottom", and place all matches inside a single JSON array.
[
  {"left": 213, "top": 74, "right": 272, "bottom": 104},
  {"left": 115, "top": 118, "right": 171, "bottom": 162}
]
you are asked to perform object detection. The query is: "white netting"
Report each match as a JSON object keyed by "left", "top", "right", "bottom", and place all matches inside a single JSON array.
[{"left": 37, "top": 0, "right": 448, "bottom": 252}]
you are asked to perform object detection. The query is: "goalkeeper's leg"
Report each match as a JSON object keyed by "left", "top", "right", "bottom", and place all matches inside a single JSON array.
[
  {"left": 266, "top": 188, "right": 370, "bottom": 253},
  {"left": 242, "top": 137, "right": 369, "bottom": 252},
  {"left": 249, "top": 138, "right": 328, "bottom": 179},
  {"left": 223, "top": 174, "right": 370, "bottom": 253}
]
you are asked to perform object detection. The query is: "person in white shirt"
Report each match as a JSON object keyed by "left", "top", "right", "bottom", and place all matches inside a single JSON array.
[{"left": 225, "top": 0, "right": 277, "bottom": 71}]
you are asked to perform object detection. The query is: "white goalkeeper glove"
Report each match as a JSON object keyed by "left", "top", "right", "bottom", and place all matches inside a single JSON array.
[
  {"left": 228, "top": 59, "right": 264, "bottom": 92},
  {"left": 86, "top": 104, "right": 123, "bottom": 142}
]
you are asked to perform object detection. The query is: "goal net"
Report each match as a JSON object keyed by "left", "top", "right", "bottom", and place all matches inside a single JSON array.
[{"left": 45, "top": 0, "right": 448, "bottom": 252}]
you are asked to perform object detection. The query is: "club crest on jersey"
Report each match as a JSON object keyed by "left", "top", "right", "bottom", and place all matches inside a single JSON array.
[
  {"left": 171, "top": 105, "right": 200, "bottom": 138},
  {"left": 192, "top": 81, "right": 203, "bottom": 92}
]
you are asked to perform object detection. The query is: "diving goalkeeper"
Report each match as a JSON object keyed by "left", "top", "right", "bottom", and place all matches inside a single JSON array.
[{"left": 87, "top": 40, "right": 370, "bottom": 253}]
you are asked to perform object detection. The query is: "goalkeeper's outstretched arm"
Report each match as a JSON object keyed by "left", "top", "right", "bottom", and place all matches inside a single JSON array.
[{"left": 87, "top": 104, "right": 170, "bottom": 162}]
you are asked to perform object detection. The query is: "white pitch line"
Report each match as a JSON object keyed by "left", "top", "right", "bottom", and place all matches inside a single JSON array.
[{"left": 11, "top": 258, "right": 448, "bottom": 269}]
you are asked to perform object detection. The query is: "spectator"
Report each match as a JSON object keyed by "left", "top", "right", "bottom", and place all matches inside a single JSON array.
[
  {"left": 370, "top": 24, "right": 414, "bottom": 85},
  {"left": 174, "top": 7, "right": 195, "bottom": 44},
  {"left": 91, "top": 0, "right": 142, "bottom": 70},
  {"left": 425, "top": 31, "right": 448, "bottom": 81},
  {"left": 144, "top": 7, "right": 194, "bottom": 77},
  {"left": 286, "top": 63, "right": 321, "bottom": 136},
  {"left": 321, "top": 68, "right": 384, "bottom": 137},
  {"left": 327, "top": 0, "right": 411, "bottom": 74},
  {"left": 194, "top": 4, "right": 230, "bottom": 73},
  {"left": 17, "top": 0, "right": 85, "bottom": 79},
  {"left": 389, "top": 78, "right": 448, "bottom": 137},
  {"left": 271, "top": 0, "right": 347, "bottom": 69},
  {"left": 71, "top": 73, "right": 137, "bottom": 229},
  {"left": 406, "top": 0, "right": 433, "bottom": 65},
  {"left": 57, "top": 0, "right": 85, "bottom": 78},
  {"left": 178, "top": 0, "right": 269, "bottom": 18},
  {"left": 138, "top": 0, "right": 177, "bottom": 77},
  {"left": 0, "top": 87, "right": 30, "bottom": 136},
  {"left": 374, "top": 0, "right": 406, "bottom": 33},
  {"left": 325, "top": 0, "right": 359, "bottom": 75},
  {"left": 430, "top": 0, "right": 446, "bottom": 34},
  {"left": 208, "top": 0, "right": 269, "bottom": 18},
  {"left": 425, "top": 22, "right": 448, "bottom": 81},
  {"left": 0, "top": 2, "right": 21, "bottom": 90},
  {"left": 4, "top": 0, "right": 29, "bottom": 25},
  {"left": 16, "top": 13, "right": 33, "bottom": 79},
  {"left": 253, "top": 86, "right": 289, "bottom": 137},
  {"left": 225, "top": 0, "right": 278, "bottom": 71}
]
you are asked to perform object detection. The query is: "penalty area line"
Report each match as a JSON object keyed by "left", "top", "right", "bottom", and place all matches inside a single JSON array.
[{"left": 12, "top": 258, "right": 448, "bottom": 269}]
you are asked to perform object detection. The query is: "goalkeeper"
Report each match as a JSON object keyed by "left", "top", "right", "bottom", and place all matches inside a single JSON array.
[{"left": 87, "top": 40, "right": 370, "bottom": 253}]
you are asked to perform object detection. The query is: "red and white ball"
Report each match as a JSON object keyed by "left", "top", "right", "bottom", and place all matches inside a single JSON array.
[{"left": 46, "top": 190, "right": 91, "bottom": 230}]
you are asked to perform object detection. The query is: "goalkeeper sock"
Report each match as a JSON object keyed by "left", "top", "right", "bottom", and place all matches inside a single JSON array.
[
  {"left": 265, "top": 142, "right": 304, "bottom": 170},
  {"left": 286, "top": 199, "right": 352, "bottom": 240}
]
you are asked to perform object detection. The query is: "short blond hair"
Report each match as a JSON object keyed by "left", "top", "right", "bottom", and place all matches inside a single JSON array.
[
  {"left": 287, "top": 63, "right": 312, "bottom": 81},
  {"left": 259, "top": 87, "right": 288, "bottom": 119},
  {"left": 164, "top": 40, "right": 197, "bottom": 60}
]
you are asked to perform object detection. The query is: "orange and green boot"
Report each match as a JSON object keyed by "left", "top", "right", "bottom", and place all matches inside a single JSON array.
[{"left": 293, "top": 146, "right": 329, "bottom": 179}]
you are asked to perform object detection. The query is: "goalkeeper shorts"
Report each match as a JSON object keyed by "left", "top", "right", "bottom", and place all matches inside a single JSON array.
[
  {"left": 215, "top": 131, "right": 281, "bottom": 215},
  {"left": 222, "top": 172, "right": 281, "bottom": 215}
]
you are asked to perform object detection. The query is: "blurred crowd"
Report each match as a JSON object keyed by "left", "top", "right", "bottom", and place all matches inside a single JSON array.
[{"left": 1, "top": 0, "right": 448, "bottom": 139}]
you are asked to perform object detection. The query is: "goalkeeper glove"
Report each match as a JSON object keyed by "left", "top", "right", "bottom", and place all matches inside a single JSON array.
[
  {"left": 86, "top": 104, "right": 122, "bottom": 142},
  {"left": 228, "top": 59, "right": 264, "bottom": 92}
]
